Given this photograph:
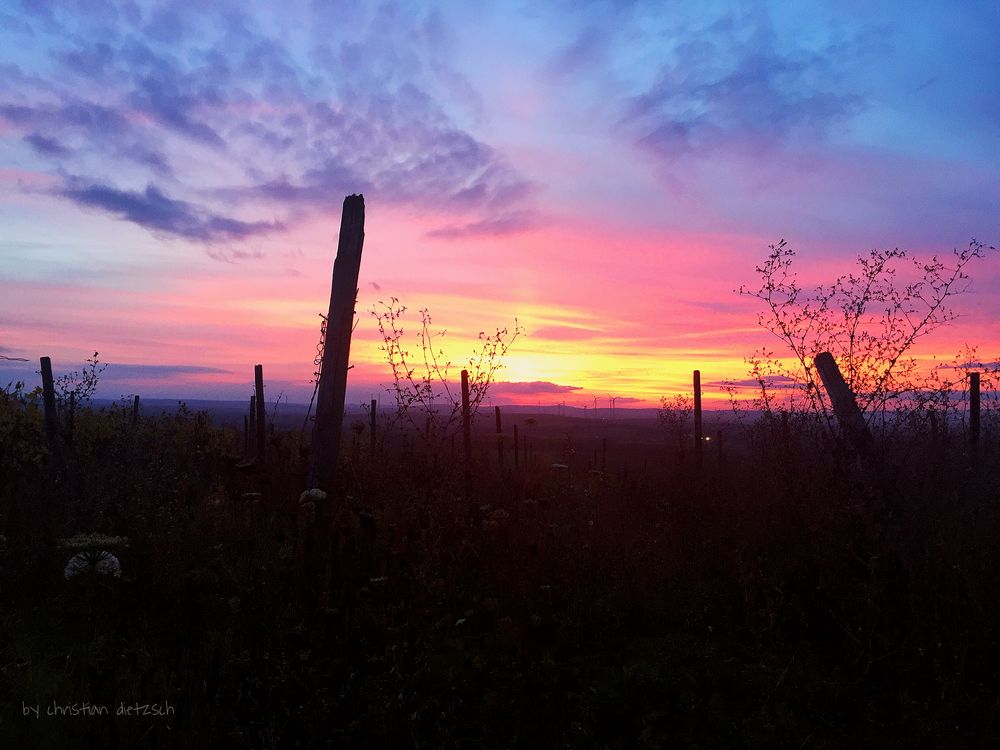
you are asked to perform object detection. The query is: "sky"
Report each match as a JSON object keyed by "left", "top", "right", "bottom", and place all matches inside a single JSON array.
[{"left": 1, "top": 0, "right": 998, "bottom": 408}]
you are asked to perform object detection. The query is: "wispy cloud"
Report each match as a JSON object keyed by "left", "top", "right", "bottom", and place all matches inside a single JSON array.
[
  {"left": 531, "top": 325, "right": 604, "bottom": 342},
  {"left": 490, "top": 380, "right": 583, "bottom": 395},
  {"left": 612, "top": 396, "right": 643, "bottom": 404},
  {"left": 60, "top": 182, "right": 281, "bottom": 242},
  {"left": 718, "top": 375, "right": 800, "bottom": 389},
  {"left": 0, "top": 343, "right": 29, "bottom": 362},
  {"left": 0, "top": 3, "right": 537, "bottom": 247},
  {"left": 24, "top": 132, "right": 70, "bottom": 157},
  {"left": 935, "top": 360, "right": 1000, "bottom": 370},
  {"left": 620, "top": 10, "right": 865, "bottom": 164},
  {"left": 425, "top": 210, "right": 540, "bottom": 240},
  {"left": 105, "top": 363, "right": 233, "bottom": 380}
]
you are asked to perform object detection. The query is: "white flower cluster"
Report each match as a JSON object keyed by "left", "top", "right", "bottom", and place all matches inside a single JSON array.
[
  {"left": 298, "top": 488, "right": 327, "bottom": 512},
  {"left": 64, "top": 551, "right": 122, "bottom": 580},
  {"left": 300, "top": 489, "right": 327, "bottom": 503}
]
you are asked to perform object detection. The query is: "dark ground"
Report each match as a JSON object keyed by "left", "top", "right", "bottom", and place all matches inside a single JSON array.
[{"left": 1, "top": 399, "right": 998, "bottom": 748}]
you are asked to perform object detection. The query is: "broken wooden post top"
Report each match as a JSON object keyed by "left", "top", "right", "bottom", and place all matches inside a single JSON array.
[
  {"left": 814, "top": 351, "right": 873, "bottom": 453},
  {"left": 814, "top": 352, "right": 847, "bottom": 392},
  {"left": 814, "top": 352, "right": 854, "bottom": 409},
  {"left": 338, "top": 194, "right": 365, "bottom": 249}
]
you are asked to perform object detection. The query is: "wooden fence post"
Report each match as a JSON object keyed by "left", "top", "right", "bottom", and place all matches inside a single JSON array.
[
  {"left": 370, "top": 398, "right": 377, "bottom": 460},
  {"left": 40, "top": 357, "right": 58, "bottom": 447},
  {"left": 693, "top": 369, "right": 703, "bottom": 470},
  {"left": 969, "top": 372, "right": 981, "bottom": 451},
  {"left": 249, "top": 395, "right": 256, "bottom": 459},
  {"left": 513, "top": 424, "right": 519, "bottom": 470},
  {"left": 495, "top": 405, "right": 504, "bottom": 469},
  {"left": 131, "top": 394, "right": 140, "bottom": 427},
  {"left": 308, "top": 194, "right": 366, "bottom": 495},
  {"left": 814, "top": 352, "right": 874, "bottom": 456},
  {"left": 461, "top": 369, "right": 472, "bottom": 497},
  {"left": 254, "top": 364, "right": 266, "bottom": 470}
]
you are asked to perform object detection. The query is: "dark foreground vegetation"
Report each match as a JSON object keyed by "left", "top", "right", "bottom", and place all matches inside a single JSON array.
[{"left": 1, "top": 395, "right": 999, "bottom": 749}]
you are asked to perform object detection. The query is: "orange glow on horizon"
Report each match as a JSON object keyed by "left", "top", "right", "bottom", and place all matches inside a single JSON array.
[{"left": 5, "top": 201, "right": 999, "bottom": 407}]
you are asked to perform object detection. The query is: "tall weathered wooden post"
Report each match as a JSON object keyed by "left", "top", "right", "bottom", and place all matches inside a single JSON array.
[
  {"left": 815, "top": 353, "right": 904, "bottom": 548},
  {"left": 969, "top": 372, "right": 981, "bottom": 450},
  {"left": 513, "top": 423, "right": 520, "bottom": 470},
  {"left": 254, "top": 364, "right": 266, "bottom": 469},
  {"left": 131, "top": 395, "right": 140, "bottom": 427},
  {"left": 693, "top": 369, "right": 703, "bottom": 470},
  {"left": 495, "top": 405, "right": 504, "bottom": 469},
  {"left": 248, "top": 395, "right": 256, "bottom": 459},
  {"left": 369, "top": 398, "right": 377, "bottom": 461},
  {"left": 39, "top": 357, "right": 58, "bottom": 447},
  {"left": 461, "top": 369, "right": 472, "bottom": 495},
  {"left": 309, "top": 194, "right": 366, "bottom": 494},
  {"left": 814, "top": 352, "right": 874, "bottom": 457}
]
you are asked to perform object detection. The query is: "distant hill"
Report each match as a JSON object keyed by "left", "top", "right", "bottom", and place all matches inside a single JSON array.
[{"left": 89, "top": 398, "right": 746, "bottom": 431}]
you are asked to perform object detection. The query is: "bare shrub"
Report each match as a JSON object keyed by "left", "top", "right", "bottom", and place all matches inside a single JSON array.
[
  {"left": 371, "top": 297, "right": 522, "bottom": 443},
  {"left": 734, "top": 239, "right": 996, "bottom": 435},
  {"left": 657, "top": 393, "right": 693, "bottom": 458},
  {"left": 52, "top": 351, "right": 107, "bottom": 409}
]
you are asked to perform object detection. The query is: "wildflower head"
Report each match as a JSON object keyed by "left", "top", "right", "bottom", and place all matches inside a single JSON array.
[
  {"left": 64, "top": 550, "right": 122, "bottom": 580},
  {"left": 299, "top": 489, "right": 327, "bottom": 504},
  {"left": 59, "top": 533, "right": 127, "bottom": 581},
  {"left": 299, "top": 488, "right": 325, "bottom": 514}
]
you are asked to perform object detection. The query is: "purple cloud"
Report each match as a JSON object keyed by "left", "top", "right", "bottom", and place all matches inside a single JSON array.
[
  {"left": 106, "top": 363, "right": 232, "bottom": 380},
  {"left": 24, "top": 132, "right": 70, "bottom": 157},
  {"left": 490, "top": 381, "right": 584, "bottom": 395},
  {"left": 60, "top": 182, "right": 281, "bottom": 242},
  {"left": 936, "top": 361, "right": 1000, "bottom": 370},
  {"left": 425, "top": 210, "right": 540, "bottom": 240},
  {"left": 0, "top": 100, "right": 174, "bottom": 176},
  {"left": 719, "top": 375, "right": 800, "bottom": 389},
  {"left": 127, "top": 75, "right": 226, "bottom": 148},
  {"left": 0, "top": 4, "right": 537, "bottom": 247},
  {"left": 622, "top": 16, "right": 864, "bottom": 163}
]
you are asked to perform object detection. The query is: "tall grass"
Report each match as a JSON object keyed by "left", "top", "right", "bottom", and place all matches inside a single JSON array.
[{"left": 1, "top": 397, "right": 998, "bottom": 748}]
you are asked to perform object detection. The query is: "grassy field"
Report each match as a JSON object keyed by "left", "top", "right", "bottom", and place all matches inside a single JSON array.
[{"left": 1, "top": 397, "right": 998, "bottom": 748}]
